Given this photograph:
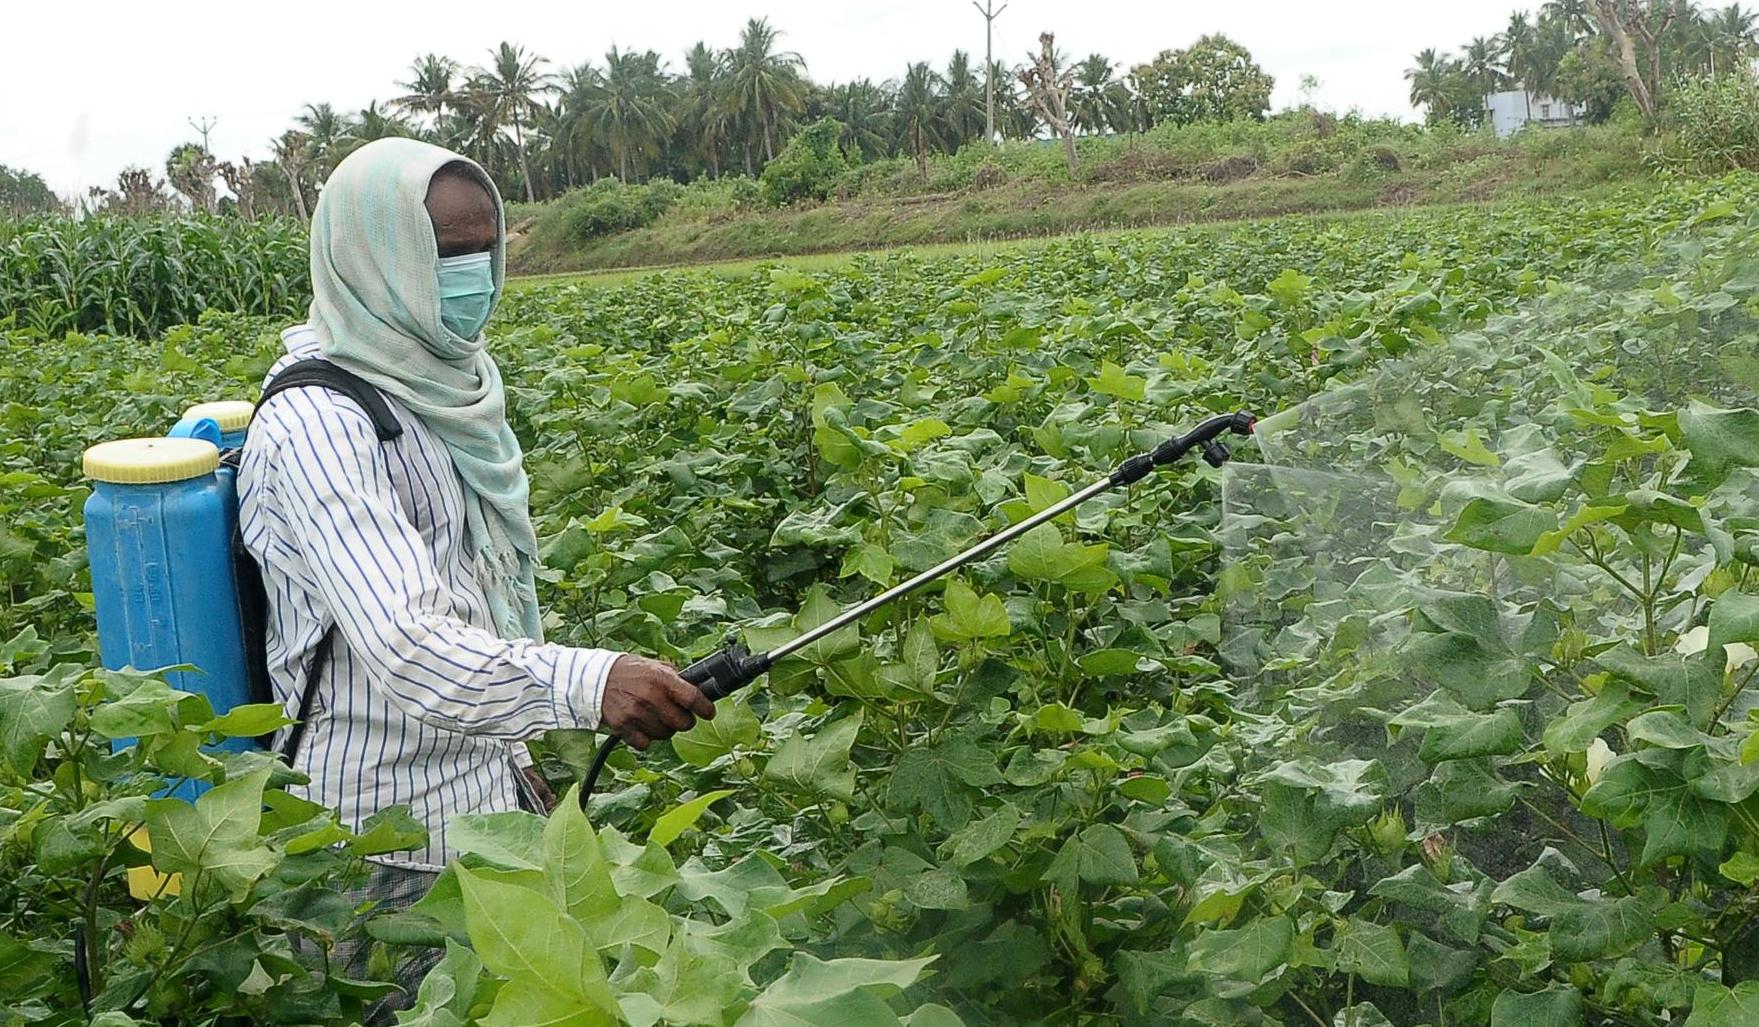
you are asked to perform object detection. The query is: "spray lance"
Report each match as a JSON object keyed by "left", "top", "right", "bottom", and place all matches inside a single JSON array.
[{"left": 579, "top": 410, "right": 1257, "bottom": 807}]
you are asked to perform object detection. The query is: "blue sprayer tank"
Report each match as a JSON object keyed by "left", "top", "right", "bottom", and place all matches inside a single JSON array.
[{"left": 83, "top": 433, "right": 255, "bottom": 756}]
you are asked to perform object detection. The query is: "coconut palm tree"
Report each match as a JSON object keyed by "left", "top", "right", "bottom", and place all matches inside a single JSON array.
[
  {"left": 295, "top": 103, "right": 355, "bottom": 178},
  {"left": 354, "top": 101, "right": 413, "bottom": 143},
  {"left": 1709, "top": 3, "right": 1759, "bottom": 72},
  {"left": 892, "top": 62, "right": 945, "bottom": 180},
  {"left": 989, "top": 59, "right": 1037, "bottom": 139},
  {"left": 556, "top": 62, "right": 606, "bottom": 185},
  {"left": 582, "top": 47, "right": 676, "bottom": 182},
  {"left": 678, "top": 43, "right": 733, "bottom": 178},
  {"left": 1463, "top": 36, "right": 1511, "bottom": 104},
  {"left": 1541, "top": 0, "right": 1595, "bottom": 37},
  {"left": 1071, "top": 54, "right": 1131, "bottom": 134},
  {"left": 1406, "top": 49, "right": 1455, "bottom": 116},
  {"left": 827, "top": 79, "right": 893, "bottom": 160},
  {"left": 468, "top": 42, "right": 554, "bottom": 202},
  {"left": 942, "top": 51, "right": 986, "bottom": 147},
  {"left": 1502, "top": 12, "right": 1542, "bottom": 121},
  {"left": 721, "top": 17, "right": 807, "bottom": 172},
  {"left": 393, "top": 54, "right": 459, "bottom": 126}
]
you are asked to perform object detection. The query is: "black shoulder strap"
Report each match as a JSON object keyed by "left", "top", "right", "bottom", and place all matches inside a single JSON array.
[
  {"left": 257, "top": 360, "right": 404, "bottom": 443},
  {"left": 248, "top": 359, "right": 401, "bottom": 763}
]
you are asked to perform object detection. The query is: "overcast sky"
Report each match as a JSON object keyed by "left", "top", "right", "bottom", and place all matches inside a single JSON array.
[{"left": 4, "top": 1, "right": 1527, "bottom": 197}]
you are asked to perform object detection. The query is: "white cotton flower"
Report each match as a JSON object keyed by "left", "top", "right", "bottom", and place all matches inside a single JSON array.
[
  {"left": 1728, "top": 643, "right": 1758, "bottom": 675},
  {"left": 1586, "top": 738, "right": 1615, "bottom": 786},
  {"left": 1677, "top": 626, "right": 1711, "bottom": 656},
  {"left": 1672, "top": 627, "right": 1756, "bottom": 675}
]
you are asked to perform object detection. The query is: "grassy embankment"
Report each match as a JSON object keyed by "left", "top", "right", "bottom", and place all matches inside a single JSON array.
[{"left": 506, "top": 113, "right": 1653, "bottom": 279}]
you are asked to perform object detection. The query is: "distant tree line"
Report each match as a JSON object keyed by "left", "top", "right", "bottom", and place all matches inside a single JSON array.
[
  {"left": 17, "top": 19, "right": 1277, "bottom": 221},
  {"left": 1408, "top": 0, "right": 1759, "bottom": 126}
]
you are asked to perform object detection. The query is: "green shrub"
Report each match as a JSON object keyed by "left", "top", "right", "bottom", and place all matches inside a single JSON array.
[
  {"left": 1665, "top": 71, "right": 1759, "bottom": 172},
  {"left": 760, "top": 117, "right": 851, "bottom": 206}
]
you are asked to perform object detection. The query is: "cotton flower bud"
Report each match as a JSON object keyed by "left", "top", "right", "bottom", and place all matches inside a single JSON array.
[{"left": 1585, "top": 738, "right": 1615, "bottom": 786}]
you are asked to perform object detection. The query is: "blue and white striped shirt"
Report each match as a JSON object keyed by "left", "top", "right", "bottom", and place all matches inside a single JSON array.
[{"left": 238, "top": 325, "right": 619, "bottom": 869}]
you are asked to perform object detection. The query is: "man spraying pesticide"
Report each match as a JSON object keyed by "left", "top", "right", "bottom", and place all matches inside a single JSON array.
[
  {"left": 81, "top": 135, "right": 1252, "bottom": 1016},
  {"left": 84, "top": 139, "right": 711, "bottom": 1012}
]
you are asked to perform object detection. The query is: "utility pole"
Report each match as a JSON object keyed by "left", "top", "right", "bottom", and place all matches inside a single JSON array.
[
  {"left": 188, "top": 115, "right": 217, "bottom": 152},
  {"left": 972, "top": 0, "right": 1008, "bottom": 143}
]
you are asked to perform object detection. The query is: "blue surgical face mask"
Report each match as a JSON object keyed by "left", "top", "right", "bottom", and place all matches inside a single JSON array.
[{"left": 437, "top": 251, "right": 496, "bottom": 339}]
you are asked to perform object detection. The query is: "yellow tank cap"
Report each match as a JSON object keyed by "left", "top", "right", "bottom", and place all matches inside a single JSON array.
[
  {"left": 183, "top": 400, "right": 255, "bottom": 432},
  {"left": 83, "top": 437, "right": 220, "bottom": 485}
]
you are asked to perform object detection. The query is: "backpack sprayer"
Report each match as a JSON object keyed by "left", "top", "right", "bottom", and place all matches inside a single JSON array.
[{"left": 578, "top": 410, "right": 1256, "bottom": 807}]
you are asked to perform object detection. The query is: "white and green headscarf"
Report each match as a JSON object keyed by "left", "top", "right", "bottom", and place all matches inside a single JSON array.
[{"left": 307, "top": 137, "right": 542, "bottom": 641}]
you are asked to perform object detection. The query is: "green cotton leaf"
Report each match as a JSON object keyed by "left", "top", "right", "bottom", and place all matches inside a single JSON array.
[
  {"left": 1400, "top": 630, "right": 1531, "bottom": 710},
  {"left": 1266, "top": 268, "right": 1313, "bottom": 306},
  {"left": 1185, "top": 916, "right": 1294, "bottom": 984},
  {"left": 544, "top": 786, "right": 619, "bottom": 923},
  {"left": 1709, "top": 591, "right": 1759, "bottom": 650},
  {"left": 455, "top": 866, "right": 618, "bottom": 1025},
  {"left": 398, "top": 939, "right": 485, "bottom": 1027},
  {"left": 1444, "top": 495, "right": 1558, "bottom": 555},
  {"left": 674, "top": 853, "right": 790, "bottom": 919},
  {"left": 735, "top": 953, "right": 937, "bottom": 1027},
  {"left": 764, "top": 711, "right": 862, "bottom": 802},
  {"left": 901, "top": 1005, "right": 965, "bottom": 1027},
  {"left": 1581, "top": 756, "right": 1730, "bottom": 867},
  {"left": 198, "top": 704, "right": 292, "bottom": 740},
  {"left": 1078, "top": 648, "right": 1142, "bottom": 676},
  {"left": 1719, "top": 852, "right": 1759, "bottom": 887},
  {"left": 1531, "top": 502, "right": 1627, "bottom": 556},
  {"left": 888, "top": 734, "right": 1005, "bottom": 830},
  {"left": 897, "top": 418, "right": 952, "bottom": 451},
  {"left": 1085, "top": 360, "right": 1147, "bottom": 401},
  {"left": 1387, "top": 695, "right": 1524, "bottom": 763},
  {"left": 841, "top": 542, "right": 895, "bottom": 586},
  {"left": 1543, "top": 679, "right": 1643, "bottom": 755},
  {"left": 931, "top": 579, "right": 1010, "bottom": 642},
  {"left": 448, "top": 810, "right": 546, "bottom": 871},
  {"left": 904, "top": 866, "right": 969, "bottom": 911},
  {"left": 1595, "top": 646, "right": 1723, "bottom": 726},
  {"left": 1491, "top": 866, "right": 1660, "bottom": 962},
  {"left": 1331, "top": 919, "right": 1408, "bottom": 988},
  {"left": 1006, "top": 523, "right": 1116, "bottom": 594},
  {"left": 1439, "top": 428, "right": 1501, "bottom": 467},
  {"left": 1031, "top": 703, "right": 1087, "bottom": 735},
  {"left": 143, "top": 766, "right": 279, "bottom": 902},
  {"left": 671, "top": 692, "right": 760, "bottom": 768},
  {"left": 1612, "top": 489, "right": 1704, "bottom": 533},
  {"left": 1369, "top": 864, "right": 1493, "bottom": 945},
  {"left": 1025, "top": 473, "right": 1072, "bottom": 514},
  {"left": 0, "top": 932, "right": 59, "bottom": 997},
  {"left": 1490, "top": 985, "right": 1583, "bottom": 1027},
  {"left": 90, "top": 676, "right": 189, "bottom": 739},
  {"left": 1626, "top": 708, "right": 1705, "bottom": 750},
  {"left": 620, "top": 930, "right": 746, "bottom": 1027},
  {"left": 1044, "top": 823, "right": 1139, "bottom": 890},
  {"left": 1503, "top": 448, "right": 1575, "bottom": 502},
  {"left": 1686, "top": 982, "right": 1759, "bottom": 1027},
  {"left": 0, "top": 669, "right": 77, "bottom": 775},
  {"left": 1680, "top": 401, "right": 1759, "bottom": 481},
  {"left": 348, "top": 805, "right": 428, "bottom": 856},
  {"left": 941, "top": 804, "right": 1022, "bottom": 867},
  {"left": 1116, "top": 948, "right": 1185, "bottom": 1015},
  {"left": 649, "top": 789, "right": 735, "bottom": 847},
  {"left": 587, "top": 894, "right": 671, "bottom": 957}
]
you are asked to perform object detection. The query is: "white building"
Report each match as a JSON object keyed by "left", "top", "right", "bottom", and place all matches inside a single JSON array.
[{"left": 1484, "top": 90, "right": 1588, "bottom": 138}]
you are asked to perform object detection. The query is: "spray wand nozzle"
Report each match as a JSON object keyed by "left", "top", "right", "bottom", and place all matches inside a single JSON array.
[{"left": 579, "top": 409, "right": 1256, "bottom": 808}]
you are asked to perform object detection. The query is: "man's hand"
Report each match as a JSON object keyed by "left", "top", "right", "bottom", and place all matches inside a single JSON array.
[{"left": 601, "top": 654, "right": 716, "bottom": 750}]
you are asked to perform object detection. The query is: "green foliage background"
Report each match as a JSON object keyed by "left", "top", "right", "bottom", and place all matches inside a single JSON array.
[{"left": 3, "top": 173, "right": 1759, "bottom": 1025}]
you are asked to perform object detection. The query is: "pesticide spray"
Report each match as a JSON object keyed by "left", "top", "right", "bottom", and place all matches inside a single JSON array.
[{"left": 1209, "top": 219, "right": 1759, "bottom": 882}]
